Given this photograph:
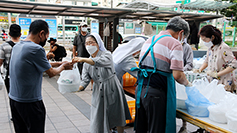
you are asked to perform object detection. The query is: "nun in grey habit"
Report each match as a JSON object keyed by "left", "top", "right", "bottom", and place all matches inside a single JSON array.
[
  {"left": 73, "top": 33, "right": 131, "bottom": 133},
  {"left": 112, "top": 37, "right": 145, "bottom": 85}
]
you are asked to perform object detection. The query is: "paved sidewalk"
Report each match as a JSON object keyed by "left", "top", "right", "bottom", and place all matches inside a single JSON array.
[
  {"left": 0, "top": 51, "right": 199, "bottom": 133},
  {"left": 0, "top": 75, "right": 199, "bottom": 133}
]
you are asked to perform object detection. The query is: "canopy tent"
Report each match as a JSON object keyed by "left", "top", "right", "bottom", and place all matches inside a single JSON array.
[
  {"left": 180, "top": 0, "right": 236, "bottom": 11},
  {"left": 0, "top": 0, "right": 227, "bottom": 50},
  {"left": 123, "top": 1, "right": 180, "bottom": 10},
  {"left": 0, "top": 0, "right": 223, "bottom": 22}
]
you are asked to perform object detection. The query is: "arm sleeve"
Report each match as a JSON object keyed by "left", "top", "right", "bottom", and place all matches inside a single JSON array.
[
  {"left": 80, "top": 63, "right": 91, "bottom": 89},
  {"left": 222, "top": 46, "right": 237, "bottom": 69},
  {"left": 73, "top": 36, "right": 78, "bottom": 46},
  {"left": 91, "top": 51, "right": 113, "bottom": 68},
  {"left": 204, "top": 50, "right": 209, "bottom": 64},
  {"left": 170, "top": 44, "right": 184, "bottom": 71},
  {"left": 33, "top": 48, "right": 51, "bottom": 73},
  {"left": 183, "top": 45, "right": 194, "bottom": 71},
  {"left": 122, "top": 56, "right": 138, "bottom": 78}
]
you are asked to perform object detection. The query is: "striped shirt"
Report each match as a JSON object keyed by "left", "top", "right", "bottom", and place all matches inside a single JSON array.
[
  {"left": 0, "top": 41, "right": 13, "bottom": 77},
  {"left": 140, "top": 30, "right": 184, "bottom": 72},
  {"left": 139, "top": 31, "right": 184, "bottom": 89}
]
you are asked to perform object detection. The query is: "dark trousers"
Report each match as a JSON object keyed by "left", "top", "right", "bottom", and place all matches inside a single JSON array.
[
  {"left": 4, "top": 76, "right": 10, "bottom": 93},
  {"left": 10, "top": 99, "right": 46, "bottom": 133},
  {"left": 135, "top": 86, "right": 167, "bottom": 133},
  {"left": 77, "top": 62, "right": 84, "bottom": 76}
]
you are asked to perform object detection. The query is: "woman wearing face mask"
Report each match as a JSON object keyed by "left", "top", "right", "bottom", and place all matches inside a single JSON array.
[
  {"left": 112, "top": 37, "right": 145, "bottom": 85},
  {"left": 198, "top": 25, "right": 237, "bottom": 92},
  {"left": 72, "top": 33, "right": 131, "bottom": 133}
]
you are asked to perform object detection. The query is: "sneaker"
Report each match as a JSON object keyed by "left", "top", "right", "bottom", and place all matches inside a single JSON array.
[{"left": 178, "top": 127, "right": 187, "bottom": 133}]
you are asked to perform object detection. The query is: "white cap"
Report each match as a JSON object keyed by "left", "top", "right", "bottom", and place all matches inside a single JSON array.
[{"left": 80, "top": 22, "right": 88, "bottom": 27}]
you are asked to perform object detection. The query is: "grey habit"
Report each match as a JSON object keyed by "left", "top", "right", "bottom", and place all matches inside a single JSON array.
[
  {"left": 80, "top": 50, "right": 131, "bottom": 133},
  {"left": 114, "top": 55, "right": 138, "bottom": 85}
]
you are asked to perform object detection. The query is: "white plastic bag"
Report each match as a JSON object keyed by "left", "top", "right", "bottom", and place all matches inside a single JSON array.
[
  {"left": 208, "top": 92, "right": 237, "bottom": 124},
  {"left": 176, "top": 82, "right": 187, "bottom": 109},
  {"left": 226, "top": 108, "right": 237, "bottom": 132},
  {"left": 57, "top": 64, "right": 80, "bottom": 94},
  {"left": 208, "top": 103, "right": 228, "bottom": 123}
]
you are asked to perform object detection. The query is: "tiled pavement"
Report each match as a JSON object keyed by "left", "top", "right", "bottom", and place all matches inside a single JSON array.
[
  {"left": 0, "top": 75, "right": 199, "bottom": 133},
  {"left": 0, "top": 51, "right": 199, "bottom": 133}
]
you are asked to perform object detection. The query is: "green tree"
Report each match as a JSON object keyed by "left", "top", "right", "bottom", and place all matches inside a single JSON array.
[{"left": 220, "top": 0, "right": 237, "bottom": 26}]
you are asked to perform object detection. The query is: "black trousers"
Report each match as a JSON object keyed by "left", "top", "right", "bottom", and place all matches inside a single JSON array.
[
  {"left": 77, "top": 62, "right": 84, "bottom": 76},
  {"left": 135, "top": 86, "right": 167, "bottom": 133},
  {"left": 10, "top": 99, "right": 46, "bottom": 133},
  {"left": 4, "top": 76, "right": 10, "bottom": 93}
]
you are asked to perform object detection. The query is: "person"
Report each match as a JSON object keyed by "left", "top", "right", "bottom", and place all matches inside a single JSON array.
[
  {"left": 182, "top": 38, "right": 193, "bottom": 71},
  {"left": 113, "top": 37, "right": 145, "bottom": 85},
  {"left": 72, "top": 33, "right": 131, "bottom": 133},
  {"left": 2, "top": 29, "right": 8, "bottom": 41},
  {"left": 47, "top": 38, "right": 65, "bottom": 61},
  {"left": 178, "top": 38, "right": 194, "bottom": 133},
  {"left": 131, "top": 16, "right": 192, "bottom": 133},
  {"left": 197, "top": 25, "right": 237, "bottom": 93},
  {"left": 8, "top": 20, "right": 73, "bottom": 133},
  {"left": 0, "top": 24, "right": 21, "bottom": 94},
  {"left": 72, "top": 22, "right": 90, "bottom": 75}
]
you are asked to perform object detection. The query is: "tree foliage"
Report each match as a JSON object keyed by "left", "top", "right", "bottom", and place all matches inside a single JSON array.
[{"left": 220, "top": 0, "right": 237, "bottom": 26}]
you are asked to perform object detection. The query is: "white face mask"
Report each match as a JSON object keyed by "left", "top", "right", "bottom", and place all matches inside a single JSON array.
[
  {"left": 203, "top": 41, "right": 213, "bottom": 48},
  {"left": 86, "top": 45, "right": 97, "bottom": 55},
  {"left": 203, "top": 38, "right": 213, "bottom": 48},
  {"left": 178, "top": 32, "right": 184, "bottom": 43},
  {"left": 81, "top": 27, "right": 87, "bottom": 32}
]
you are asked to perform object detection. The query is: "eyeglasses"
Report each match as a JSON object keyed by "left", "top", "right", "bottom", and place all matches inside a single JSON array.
[{"left": 85, "top": 41, "right": 96, "bottom": 45}]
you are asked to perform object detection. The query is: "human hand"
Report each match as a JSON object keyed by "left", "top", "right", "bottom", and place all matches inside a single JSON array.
[
  {"left": 193, "top": 69, "right": 201, "bottom": 73},
  {"left": 72, "top": 57, "right": 83, "bottom": 63},
  {"left": 206, "top": 71, "right": 218, "bottom": 78},
  {"left": 75, "top": 86, "right": 84, "bottom": 92},
  {"left": 62, "top": 61, "right": 73, "bottom": 70},
  {"left": 185, "top": 82, "right": 192, "bottom": 87}
]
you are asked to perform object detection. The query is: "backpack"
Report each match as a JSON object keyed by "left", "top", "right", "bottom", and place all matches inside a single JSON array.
[{"left": 57, "top": 45, "right": 67, "bottom": 57}]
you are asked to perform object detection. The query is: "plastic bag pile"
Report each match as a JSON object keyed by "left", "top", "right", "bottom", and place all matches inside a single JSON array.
[{"left": 176, "top": 77, "right": 237, "bottom": 132}]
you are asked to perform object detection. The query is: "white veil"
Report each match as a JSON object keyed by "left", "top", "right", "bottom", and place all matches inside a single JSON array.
[{"left": 113, "top": 37, "right": 145, "bottom": 64}]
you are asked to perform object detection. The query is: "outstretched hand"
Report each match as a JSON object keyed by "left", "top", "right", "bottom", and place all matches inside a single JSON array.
[
  {"left": 62, "top": 61, "right": 73, "bottom": 70},
  {"left": 72, "top": 57, "right": 83, "bottom": 63}
]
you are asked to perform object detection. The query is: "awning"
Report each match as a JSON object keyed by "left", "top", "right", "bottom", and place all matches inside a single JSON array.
[
  {"left": 0, "top": 0, "right": 223, "bottom": 22},
  {"left": 123, "top": 1, "right": 180, "bottom": 10},
  {"left": 181, "top": 0, "right": 236, "bottom": 11}
]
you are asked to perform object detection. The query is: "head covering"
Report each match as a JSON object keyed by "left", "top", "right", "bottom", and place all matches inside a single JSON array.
[
  {"left": 80, "top": 22, "right": 88, "bottom": 27},
  {"left": 48, "top": 38, "right": 57, "bottom": 43},
  {"left": 112, "top": 37, "right": 145, "bottom": 64},
  {"left": 90, "top": 33, "right": 107, "bottom": 51}
]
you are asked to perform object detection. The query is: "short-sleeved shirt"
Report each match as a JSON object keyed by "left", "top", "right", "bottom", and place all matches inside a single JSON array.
[
  {"left": 9, "top": 41, "right": 51, "bottom": 103},
  {"left": 0, "top": 41, "right": 13, "bottom": 76},
  {"left": 139, "top": 31, "right": 184, "bottom": 89},
  {"left": 73, "top": 32, "right": 90, "bottom": 58}
]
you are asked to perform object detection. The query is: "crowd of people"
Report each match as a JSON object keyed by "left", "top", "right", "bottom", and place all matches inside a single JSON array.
[{"left": 0, "top": 15, "right": 237, "bottom": 133}]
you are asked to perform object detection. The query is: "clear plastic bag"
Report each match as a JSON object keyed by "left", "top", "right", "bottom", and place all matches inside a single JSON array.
[
  {"left": 57, "top": 64, "right": 80, "bottom": 94},
  {"left": 185, "top": 86, "right": 214, "bottom": 117}
]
